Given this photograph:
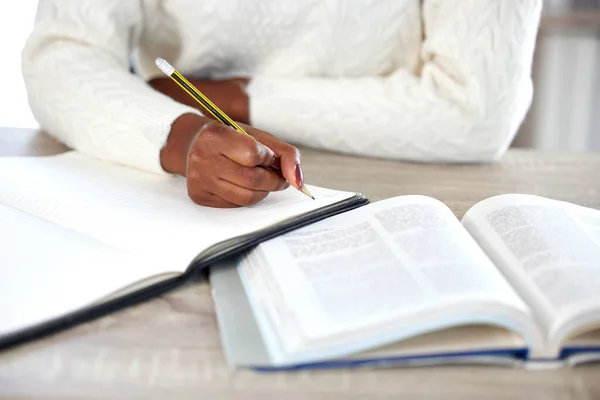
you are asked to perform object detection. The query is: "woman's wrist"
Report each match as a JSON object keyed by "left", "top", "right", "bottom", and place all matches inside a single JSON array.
[{"left": 160, "top": 113, "right": 211, "bottom": 175}]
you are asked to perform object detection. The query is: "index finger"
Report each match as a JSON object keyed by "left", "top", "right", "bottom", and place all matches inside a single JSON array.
[
  {"left": 200, "top": 122, "right": 276, "bottom": 168},
  {"left": 246, "top": 127, "right": 303, "bottom": 191}
]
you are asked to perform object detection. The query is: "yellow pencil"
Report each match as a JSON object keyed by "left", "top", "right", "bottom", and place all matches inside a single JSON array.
[{"left": 155, "top": 57, "right": 314, "bottom": 200}]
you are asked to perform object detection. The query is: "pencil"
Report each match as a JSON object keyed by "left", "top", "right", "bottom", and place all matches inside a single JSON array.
[{"left": 155, "top": 57, "right": 315, "bottom": 200}]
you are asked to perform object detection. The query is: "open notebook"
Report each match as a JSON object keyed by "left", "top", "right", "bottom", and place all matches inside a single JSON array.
[
  {"left": 0, "top": 152, "right": 367, "bottom": 349},
  {"left": 211, "top": 194, "right": 600, "bottom": 370}
]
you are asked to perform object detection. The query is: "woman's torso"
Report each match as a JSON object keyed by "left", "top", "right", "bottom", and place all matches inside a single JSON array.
[{"left": 135, "top": 0, "right": 423, "bottom": 80}]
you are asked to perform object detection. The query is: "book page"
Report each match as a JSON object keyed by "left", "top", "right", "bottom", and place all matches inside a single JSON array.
[
  {"left": 573, "top": 205, "right": 600, "bottom": 245},
  {"left": 461, "top": 194, "right": 600, "bottom": 347},
  {"left": 0, "top": 203, "right": 174, "bottom": 339},
  {"left": 347, "top": 324, "right": 526, "bottom": 362},
  {"left": 237, "top": 195, "right": 536, "bottom": 363},
  {"left": 0, "top": 152, "right": 356, "bottom": 268}
]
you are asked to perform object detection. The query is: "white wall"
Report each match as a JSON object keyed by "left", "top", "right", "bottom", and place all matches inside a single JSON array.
[
  {"left": 0, "top": 0, "right": 40, "bottom": 129},
  {"left": 524, "top": 25, "right": 600, "bottom": 151},
  {"left": 516, "top": 0, "right": 600, "bottom": 151}
]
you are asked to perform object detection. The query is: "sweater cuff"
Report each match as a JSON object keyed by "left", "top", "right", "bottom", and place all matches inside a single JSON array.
[{"left": 126, "top": 99, "right": 203, "bottom": 175}]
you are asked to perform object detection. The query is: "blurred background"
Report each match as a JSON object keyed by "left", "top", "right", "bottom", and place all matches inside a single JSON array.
[
  {"left": 1, "top": 0, "right": 598, "bottom": 152},
  {"left": 516, "top": 0, "right": 600, "bottom": 151}
]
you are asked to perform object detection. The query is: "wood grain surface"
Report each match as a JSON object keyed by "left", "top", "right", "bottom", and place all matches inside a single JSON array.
[{"left": 0, "top": 128, "right": 599, "bottom": 399}]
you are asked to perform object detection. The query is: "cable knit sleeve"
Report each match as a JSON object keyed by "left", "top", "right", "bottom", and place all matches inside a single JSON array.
[
  {"left": 21, "top": 0, "right": 202, "bottom": 174},
  {"left": 247, "top": 0, "right": 542, "bottom": 163}
]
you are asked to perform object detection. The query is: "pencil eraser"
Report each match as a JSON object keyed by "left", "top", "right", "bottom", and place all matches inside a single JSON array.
[{"left": 155, "top": 57, "right": 174, "bottom": 76}]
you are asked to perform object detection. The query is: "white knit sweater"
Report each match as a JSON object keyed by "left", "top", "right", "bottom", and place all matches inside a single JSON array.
[{"left": 22, "top": 0, "right": 542, "bottom": 174}]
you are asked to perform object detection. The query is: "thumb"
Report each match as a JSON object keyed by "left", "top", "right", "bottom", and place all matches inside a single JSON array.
[
  {"left": 255, "top": 137, "right": 302, "bottom": 191},
  {"left": 243, "top": 124, "right": 303, "bottom": 190}
]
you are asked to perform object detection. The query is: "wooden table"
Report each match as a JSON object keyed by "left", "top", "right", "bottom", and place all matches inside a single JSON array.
[{"left": 1, "top": 127, "right": 599, "bottom": 399}]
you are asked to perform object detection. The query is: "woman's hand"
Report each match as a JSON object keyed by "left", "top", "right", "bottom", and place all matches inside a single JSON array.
[
  {"left": 160, "top": 114, "right": 303, "bottom": 208},
  {"left": 149, "top": 76, "right": 250, "bottom": 124}
]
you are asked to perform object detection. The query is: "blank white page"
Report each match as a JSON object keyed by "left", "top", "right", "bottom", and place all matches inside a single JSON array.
[
  {"left": 0, "top": 152, "right": 356, "bottom": 267},
  {"left": 0, "top": 204, "right": 175, "bottom": 338}
]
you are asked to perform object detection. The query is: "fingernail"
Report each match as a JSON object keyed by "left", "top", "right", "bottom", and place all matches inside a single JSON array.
[
  {"left": 270, "top": 156, "right": 281, "bottom": 171},
  {"left": 295, "top": 163, "right": 304, "bottom": 189}
]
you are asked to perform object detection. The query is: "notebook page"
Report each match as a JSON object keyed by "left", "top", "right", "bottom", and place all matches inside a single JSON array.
[
  {"left": 237, "top": 195, "right": 532, "bottom": 361},
  {"left": 0, "top": 203, "right": 175, "bottom": 338},
  {"left": 0, "top": 152, "right": 356, "bottom": 267}
]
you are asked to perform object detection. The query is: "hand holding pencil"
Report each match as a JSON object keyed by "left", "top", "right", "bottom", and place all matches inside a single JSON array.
[{"left": 155, "top": 57, "right": 314, "bottom": 207}]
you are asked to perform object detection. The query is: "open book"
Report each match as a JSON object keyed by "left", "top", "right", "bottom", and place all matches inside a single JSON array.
[
  {"left": 0, "top": 152, "right": 366, "bottom": 349},
  {"left": 211, "top": 194, "right": 600, "bottom": 370}
]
